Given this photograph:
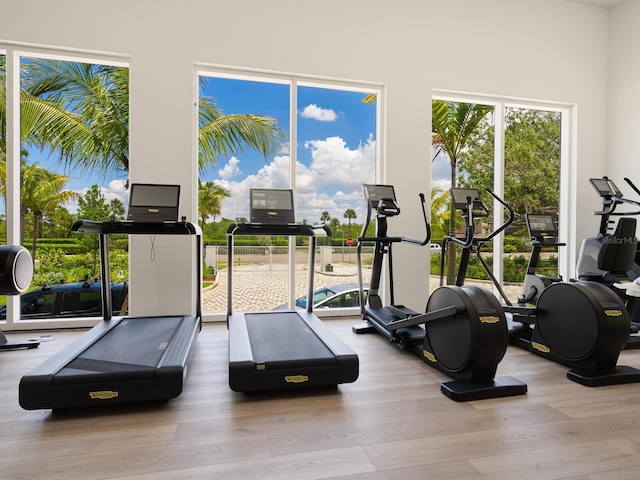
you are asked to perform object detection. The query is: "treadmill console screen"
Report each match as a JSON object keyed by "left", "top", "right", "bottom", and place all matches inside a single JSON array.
[
  {"left": 250, "top": 188, "right": 295, "bottom": 224},
  {"left": 127, "top": 183, "right": 180, "bottom": 222}
]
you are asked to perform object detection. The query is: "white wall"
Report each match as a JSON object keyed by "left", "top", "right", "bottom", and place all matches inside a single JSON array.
[
  {"left": 607, "top": 1, "right": 640, "bottom": 200},
  {"left": 1, "top": 0, "right": 613, "bottom": 314}
]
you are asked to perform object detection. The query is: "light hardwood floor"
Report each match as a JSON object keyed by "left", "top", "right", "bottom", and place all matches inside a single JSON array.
[{"left": 3, "top": 318, "right": 640, "bottom": 480}]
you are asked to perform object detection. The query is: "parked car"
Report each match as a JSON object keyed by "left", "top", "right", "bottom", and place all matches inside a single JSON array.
[
  {"left": 0, "top": 281, "right": 128, "bottom": 320},
  {"left": 430, "top": 243, "right": 442, "bottom": 253},
  {"left": 274, "top": 283, "right": 368, "bottom": 310}
]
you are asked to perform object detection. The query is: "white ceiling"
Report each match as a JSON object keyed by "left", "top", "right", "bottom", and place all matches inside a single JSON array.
[{"left": 563, "top": 0, "right": 628, "bottom": 7}]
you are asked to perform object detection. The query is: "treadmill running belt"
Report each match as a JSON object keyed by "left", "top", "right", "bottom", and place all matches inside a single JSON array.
[
  {"left": 53, "top": 316, "right": 183, "bottom": 385},
  {"left": 245, "top": 312, "right": 336, "bottom": 369}
]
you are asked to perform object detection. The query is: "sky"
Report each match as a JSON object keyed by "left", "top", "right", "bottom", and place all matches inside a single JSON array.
[
  {"left": 21, "top": 73, "right": 450, "bottom": 226},
  {"left": 198, "top": 77, "right": 379, "bottom": 224}
]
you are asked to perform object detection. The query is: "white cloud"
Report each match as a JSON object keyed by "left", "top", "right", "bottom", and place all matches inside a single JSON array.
[
  {"left": 302, "top": 135, "right": 376, "bottom": 191},
  {"left": 217, "top": 135, "right": 376, "bottom": 223},
  {"left": 218, "top": 157, "right": 241, "bottom": 180},
  {"left": 300, "top": 104, "right": 338, "bottom": 122}
]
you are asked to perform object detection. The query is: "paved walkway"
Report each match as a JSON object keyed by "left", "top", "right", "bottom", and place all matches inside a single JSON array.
[{"left": 203, "top": 263, "right": 523, "bottom": 313}]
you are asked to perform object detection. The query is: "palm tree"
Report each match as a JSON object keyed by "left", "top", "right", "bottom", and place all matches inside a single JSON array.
[
  {"left": 429, "top": 187, "right": 450, "bottom": 241},
  {"left": 3, "top": 58, "right": 286, "bottom": 179},
  {"left": 320, "top": 211, "right": 331, "bottom": 224},
  {"left": 198, "top": 180, "right": 230, "bottom": 227},
  {"left": 109, "top": 198, "right": 125, "bottom": 221},
  {"left": 432, "top": 100, "right": 493, "bottom": 284},
  {"left": 198, "top": 92, "right": 286, "bottom": 173},
  {"left": 343, "top": 208, "right": 357, "bottom": 237},
  {"left": 0, "top": 57, "right": 91, "bottom": 161},
  {"left": 0, "top": 159, "right": 77, "bottom": 258}
]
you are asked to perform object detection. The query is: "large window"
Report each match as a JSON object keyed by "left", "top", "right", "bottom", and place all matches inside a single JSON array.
[
  {"left": 196, "top": 68, "right": 380, "bottom": 318},
  {"left": 431, "top": 94, "right": 570, "bottom": 302},
  {"left": 1, "top": 45, "right": 129, "bottom": 330}
]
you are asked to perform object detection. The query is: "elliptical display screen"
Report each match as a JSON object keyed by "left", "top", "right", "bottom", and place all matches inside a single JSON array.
[
  {"left": 589, "top": 178, "right": 614, "bottom": 197},
  {"left": 363, "top": 184, "right": 396, "bottom": 206},
  {"left": 526, "top": 214, "right": 557, "bottom": 239}
]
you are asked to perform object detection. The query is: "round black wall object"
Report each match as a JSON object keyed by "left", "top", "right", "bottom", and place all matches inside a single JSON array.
[{"left": 0, "top": 246, "right": 34, "bottom": 295}]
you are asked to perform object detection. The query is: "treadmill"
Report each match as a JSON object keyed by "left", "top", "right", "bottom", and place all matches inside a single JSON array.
[
  {"left": 227, "top": 188, "right": 359, "bottom": 392},
  {"left": 19, "top": 186, "right": 202, "bottom": 410}
]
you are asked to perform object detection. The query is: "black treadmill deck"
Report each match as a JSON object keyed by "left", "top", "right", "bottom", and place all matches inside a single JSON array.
[
  {"left": 245, "top": 312, "right": 336, "bottom": 369},
  {"left": 229, "top": 310, "right": 359, "bottom": 392},
  {"left": 53, "top": 316, "right": 184, "bottom": 384},
  {"left": 19, "top": 315, "right": 200, "bottom": 410}
]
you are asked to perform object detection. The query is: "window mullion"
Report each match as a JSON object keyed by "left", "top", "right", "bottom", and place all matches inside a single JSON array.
[
  {"left": 492, "top": 102, "right": 506, "bottom": 291},
  {"left": 288, "top": 79, "right": 298, "bottom": 309}
]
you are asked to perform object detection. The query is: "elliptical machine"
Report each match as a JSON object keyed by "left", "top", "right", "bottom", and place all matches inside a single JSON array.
[
  {"left": 517, "top": 213, "right": 565, "bottom": 306},
  {"left": 449, "top": 187, "right": 640, "bottom": 387},
  {"left": 352, "top": 184, "right": 527, "bottom": 401},
  {"left": 576, "top": 176, "right": 640, "bottom": 282}
]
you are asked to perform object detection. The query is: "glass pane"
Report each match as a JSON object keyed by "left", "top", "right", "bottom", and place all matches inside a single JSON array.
[
  {"left": 198, "top": 76, "right": 290, "bottom": 313},
  {"left": 295, "top": 85, "right": 376, "bottom": 308},
  {"left": 431, "top": 100, "right": 495, "bottom": 292},
  {"left": 198, "top": 76, "right": 377, "bottom": 314},
  {"left": 503, "top": 107, "right": 561, "bottom": 304},
  {"left": 16, "top": 56, "right": 130, "bottom": 322}
]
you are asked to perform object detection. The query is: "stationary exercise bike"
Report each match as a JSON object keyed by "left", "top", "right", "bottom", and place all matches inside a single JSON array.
[
  {"left": 577, "top": 176, "right": 640, "bottom": 283},
  {"left": 352, "top": 184, "right": 527, "bottom": 401},
  {"left": 450, "top": 187, "right": 640, "bottom": 386}
]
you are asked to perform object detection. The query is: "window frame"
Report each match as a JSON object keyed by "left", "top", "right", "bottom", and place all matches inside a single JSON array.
[
  {"left": 1, "top": 42, "right": 129, "bottom": 331},
  {"left": 195, "top": 64, "right": 384, "bottom": 321},
  {"left": 432, "top": 90, "right": 576, "bottom": 289}
]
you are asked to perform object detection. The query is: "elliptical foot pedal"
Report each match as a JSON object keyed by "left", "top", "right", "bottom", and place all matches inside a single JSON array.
[
  {"left": 567, "top": 365, "right": 640, "bottom": 387},
  {"left": 440, "top": 376, "right": 528, "bottom": 402},
  {"left": 352, "top": 322, "right": 376, "bottom": 334}
]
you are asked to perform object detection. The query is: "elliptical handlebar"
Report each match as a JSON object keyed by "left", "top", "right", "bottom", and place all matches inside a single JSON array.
[
  {"left": 445, "top": 193, "right": 478, "bottom": 250},
  {"left": 358, "top": 191, "right": 431, "bottom": 246},
  {"left": 444, "top": 188, "right": 514, "bottom": 249},
  {"left": 401, "top": 193, "right": 432, "bottom": 246},
  {"left": 625, "top": 177, "right": 640, "bottom": 198},
  {"left": 483, "top": 188, "right": 515, "bottom": 242}
]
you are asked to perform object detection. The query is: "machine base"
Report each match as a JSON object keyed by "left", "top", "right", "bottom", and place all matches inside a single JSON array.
[
  {"left": 440, "top": 376, "right": 528, "bottom": 402},
  {"left": 567, "top": 365, "right": 640, "bottom": 387}
]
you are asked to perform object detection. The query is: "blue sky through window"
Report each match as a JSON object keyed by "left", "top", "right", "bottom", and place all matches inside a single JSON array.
[{"left": 199, "top": 77, "right": 378, "bottom": 224}]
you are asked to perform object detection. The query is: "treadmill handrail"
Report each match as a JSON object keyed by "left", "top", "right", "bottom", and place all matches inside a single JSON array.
[
  {"left": 71, "top": 219, "right": 199, "bottom": 235},
  {"left": 71, "top": 219, "right": 202, "bottom": 321},
  {"left": 227, "top": 222, "right": 330, "bottom": 237},
  {"left": 226, "top": 222, "right": 331, "bottom": 317}
]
